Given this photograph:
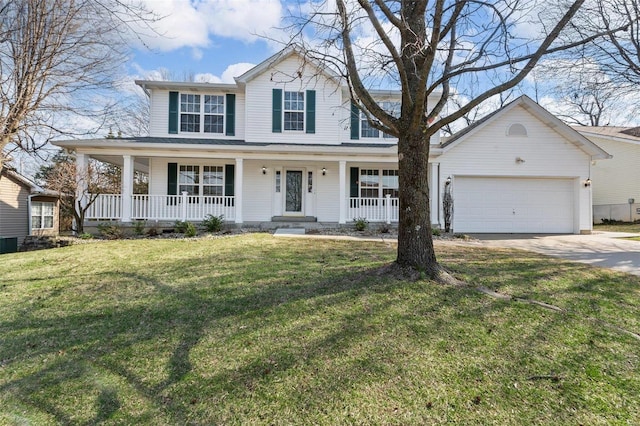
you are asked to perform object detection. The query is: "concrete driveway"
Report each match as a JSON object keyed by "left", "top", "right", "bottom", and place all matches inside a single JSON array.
[{"left": 465, "top": 232, "right": 640, "bottom": 276}]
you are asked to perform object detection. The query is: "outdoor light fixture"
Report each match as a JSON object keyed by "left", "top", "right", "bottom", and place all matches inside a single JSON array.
[
  {"left": 584, "top": 178, "right": 592, "bottom": 187},
  {"left": 262, "top": 166, "right": 267, "bottom": 175},
  {"left": 322, "top": 167, "right": 327, "bottom": 176},
  {"left": 445, "top": 176, "right": 452, "bottom": 186},
  {"left": 515, "top": 156, "right": 525, "bottom": 163}
]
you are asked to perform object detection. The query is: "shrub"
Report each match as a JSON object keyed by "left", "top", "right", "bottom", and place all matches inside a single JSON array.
[
  {"left": 97, "top": 222, "right": 123, "bottom": 240},
  {"left": 432, "top": 227, "right": 442, "bottom": 236},
  {"left": 174, "top": 220, "right": 189, "bottom": 233},
  {"left": 146, "top": 223, "right": 159, "bottom": 237},
  {"left": 133, "top": 220, "right": 146, "bottom": 236},
  {"left": 184, "top": 222, "right": 197, "bottom": 238},
  {"left": 353, "top": 217, "right": 368, "bottom": 232},
  {"left": 378, "top": 223, "right": 390, "bottom": 234},
  {"left": 202, "top": 214, "right": 224, "bottom": 232},
  {"left": 79, "top": 232, "right": 93, "bottom": 240}
]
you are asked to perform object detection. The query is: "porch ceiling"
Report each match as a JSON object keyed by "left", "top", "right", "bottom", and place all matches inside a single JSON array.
[{"left": 90, "top": 155, "right": 149, "bottom": 173}]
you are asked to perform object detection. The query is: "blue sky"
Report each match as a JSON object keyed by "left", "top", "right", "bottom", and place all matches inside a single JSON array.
[{"left": 128, "top": 0, "right": 291, "bottom": 83}]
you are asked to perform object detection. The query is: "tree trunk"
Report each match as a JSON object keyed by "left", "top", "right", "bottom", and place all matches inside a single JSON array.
[{"left": 396, "top": 122, "right": 438, "bottom": 276}]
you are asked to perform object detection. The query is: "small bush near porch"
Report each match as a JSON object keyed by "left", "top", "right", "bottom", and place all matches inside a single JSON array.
[{"left": 1, "top": 235, "right": 638, "bottom": 424}]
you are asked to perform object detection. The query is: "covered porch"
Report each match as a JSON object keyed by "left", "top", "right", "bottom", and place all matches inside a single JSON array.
[{"left": 68, "top": 141, "right": 441, "bottom": 228}]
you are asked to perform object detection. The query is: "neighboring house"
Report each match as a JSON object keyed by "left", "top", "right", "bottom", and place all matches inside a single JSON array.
[
  {"left": 575, "top": 126, "right": 640, "bottom": 223},
  {"left": 53, "top": 46, "right": 609, "bottom": 234},
  {"left": 0, "top": 168, "right": 60, "bottom": 251}
]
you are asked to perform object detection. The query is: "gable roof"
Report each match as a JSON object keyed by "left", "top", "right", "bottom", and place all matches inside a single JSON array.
[
  {"left": 235, "top": 44, "right": 342, "bottom": 85},
  {"left": 1, "top": 168, "right": 36, "bottom": 190},
  {"left": 574, "top": 126, "right": 640, "bottom": 145},
  {"left": 440, "top": 95, "right": 611, "bottom": 160}
]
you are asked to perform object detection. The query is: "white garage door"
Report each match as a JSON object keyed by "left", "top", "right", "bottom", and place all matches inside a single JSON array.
[{"left": 453, "top": 177, "right": 574, "bottom": 233}]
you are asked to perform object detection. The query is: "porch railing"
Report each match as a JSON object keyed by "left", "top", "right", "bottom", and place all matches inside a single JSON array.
[
  {"left": 348, "top": 195, "right": 399, "bottom": 224},
  {"left": 86, "top": 193, "right": 236, "bottom": 222}
]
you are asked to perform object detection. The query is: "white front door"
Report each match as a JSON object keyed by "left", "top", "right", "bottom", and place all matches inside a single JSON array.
[{"left": 284, "top": 169, "right": 304, "bottom": 216}]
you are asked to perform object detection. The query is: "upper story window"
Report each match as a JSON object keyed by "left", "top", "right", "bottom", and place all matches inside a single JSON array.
[
  {"left": 284, "top": 91, "right": 304, "bottom": 131},
  {"left": 180, "top": 94, "right": 201, "bottom": 132},
  {"left": 170, "top": 91, "right": 235, "bottom": 136},
  {"left": 180, "top": 94, "right": 225, "bottom": 133},
  {"left": 204, "top": 96, "right": 224, "bottom": 133},
  {"left": 358, "top": 101, "right": 401, "bottom": 139}
]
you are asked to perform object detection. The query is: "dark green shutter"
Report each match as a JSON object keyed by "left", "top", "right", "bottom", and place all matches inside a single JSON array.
[
  {"left": 350, "top": 102, "right": 359, "bottom": 140},
  {"left": 306, "top": 90, "right": 315, "bottom": 134},
  {"left": 272, "top": 89, "right": 282, "bottom": 133},
  {"left": 225, "top": 94, "right": 235, "bottom": 136},
  {"left": 168, "top": 163, "right": 178, "bottom": 195},
  {"left": 350, "top": 167, "right": 359, "bottom": 197},
  {"left": 169, "top": 91, "right": 179, "bottom": 134},
  {"left": 225, "top": 164, "right": 235, "bottom": 196}
]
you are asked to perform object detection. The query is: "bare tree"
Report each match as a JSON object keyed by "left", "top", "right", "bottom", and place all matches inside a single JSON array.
[
  {"left": 288, "top": 0, "right": 623, "bottom": 279},
  {"left": 36, "top": 150, "right": 117, "bottom": 234},
  {"left": 0, "top": 0, "right": 158, "bottom": 168},
  {"left": 588, "top": 0, "right": 640, "bottom": 87}
]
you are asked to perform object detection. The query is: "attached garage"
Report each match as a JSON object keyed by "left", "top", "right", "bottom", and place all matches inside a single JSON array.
[{"left": 453, "top": 177, "right": 575, "bottom": 233}]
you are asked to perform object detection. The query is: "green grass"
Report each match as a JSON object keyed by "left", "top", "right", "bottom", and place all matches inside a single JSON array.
[
  {"left": 594, "top": 222, "right": 640, "bottom": 233},
  {"left": 1, "top": 234, "right": 639, "bottom": 425}
]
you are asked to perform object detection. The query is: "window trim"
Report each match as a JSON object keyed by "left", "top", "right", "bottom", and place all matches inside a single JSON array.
[
  {"left": 359, "top": 101, "right": 400, "bottom": 139},
  {"left": 179, "top": 93, "right": 226, "bottom": 134},
  {"left": 283, "top": 91, "right": 305, "bottom": 132},
  {"left": 359, "top": 168, "right": 399, "bottom": 198},
  {"left": 31, "top": 201, "right": 55, "bottom": 230}
]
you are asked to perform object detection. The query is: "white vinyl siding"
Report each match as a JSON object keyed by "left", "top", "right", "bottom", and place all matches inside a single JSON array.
[
  {"left": 244, "top": 55, "right": 342, "bottom": 144},
  {"left": 148, "top": 90, "right": 244, "bottom": 140},
  {"left": 438, "top": 104, "right": 592, "bottom": 233}
]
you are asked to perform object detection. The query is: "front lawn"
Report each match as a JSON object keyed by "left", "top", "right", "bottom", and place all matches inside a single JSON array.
[
  {"left": 594, "top": 222, "right": 640, "bottom": 233},
  {"left": 1, "top": 234, "right": 638, "bottom": 424}
]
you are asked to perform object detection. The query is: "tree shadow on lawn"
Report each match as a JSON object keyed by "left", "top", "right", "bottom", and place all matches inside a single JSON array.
[{"left": 1, "top": 240, "right": 639, "bottom": 423}]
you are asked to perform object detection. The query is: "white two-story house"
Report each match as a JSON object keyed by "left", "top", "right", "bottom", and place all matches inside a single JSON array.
[{"left": 55, "top": 46, "right": 610, "bottom": 234}]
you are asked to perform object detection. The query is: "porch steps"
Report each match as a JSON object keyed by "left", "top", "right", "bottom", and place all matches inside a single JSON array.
[
  {"left": 273, "top": 228, "right": 306, "bottom": 236},
  {"left": 271, "top": 216, "right": 317, "bottom": 222}
]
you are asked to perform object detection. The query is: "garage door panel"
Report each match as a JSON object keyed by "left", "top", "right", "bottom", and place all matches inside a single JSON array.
[{"left": 454, "top": 177, "right": 574, "bottom": 233}]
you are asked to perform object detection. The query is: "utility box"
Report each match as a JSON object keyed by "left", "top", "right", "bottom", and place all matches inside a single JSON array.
[{"left": 0, "top": 237, "right": 18, "bottom": 254}]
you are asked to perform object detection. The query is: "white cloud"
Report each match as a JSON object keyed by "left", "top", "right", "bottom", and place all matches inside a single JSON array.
[
  {"left": 131, "top": 0, "right": 284, "bottom": 52},
  {"left": 129, "top": 62, "right": 256, "bottom": 84},
  {"left": 221, "top": 63, "right": 255, "bottom": 82}
]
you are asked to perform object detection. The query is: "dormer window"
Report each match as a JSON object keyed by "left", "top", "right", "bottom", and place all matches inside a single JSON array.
[
  {"left": 284, "top": 91, "right": 304, "bottom": 131},
  {"left": 507, "top": 123, "right": 527, "bottom": 136}
]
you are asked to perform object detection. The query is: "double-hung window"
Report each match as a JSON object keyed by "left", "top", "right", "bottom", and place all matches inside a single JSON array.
[
  {"left": 359, "top": 169, "right": 399, "bottom": 198},
  {"left": 180, "top": 94, "right": 200, "bottom": 132},
  {"left": 180, "top": 94, "right": 225, "bottom": 133},
  {"left": 179, "top": 165, "right": 200, "bottom": 195},
  {"left": 31, "top": 202, "right": 54, "bottom": 229},
  {"left": 284, "top": 91, "right": 304, "bottom": 131},
  {"left": 203, "top": 166, "right": 224, "bottom": 196},
  {"left": 360, "top": 101, "right": 401, "bottom": 139},
  {"left": 204, "top": 95, "right": 224, "bottom": 133}
]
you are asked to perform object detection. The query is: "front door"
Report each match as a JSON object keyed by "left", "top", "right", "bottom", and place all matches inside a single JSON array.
[{"left": 284, "top": 170, "right": 304, "bottom": 216}]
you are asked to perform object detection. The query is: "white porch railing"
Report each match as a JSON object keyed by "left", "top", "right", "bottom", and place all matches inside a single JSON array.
[
  {"left": 86, "top": 193, "right": 235, "bottom": 222},
  {"left": 348, "top": 195, "right": 399, "bottom": 224}
]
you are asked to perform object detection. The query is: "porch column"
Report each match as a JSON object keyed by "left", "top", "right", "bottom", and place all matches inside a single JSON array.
[
  {"left": 121, "top": 155, "right": 134, "bottom": 222},
  {"left": 75, "top": 153, "right": 89, "bottom": 228},
  {"left": 339, "top": 160, "right": 346, "bottom": 224},
  {"left": 235, "top": 158, "right": 243, "bottom": 224},
  {"left": 429, "top": 162, "right": 440, "bottom": 227}
]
